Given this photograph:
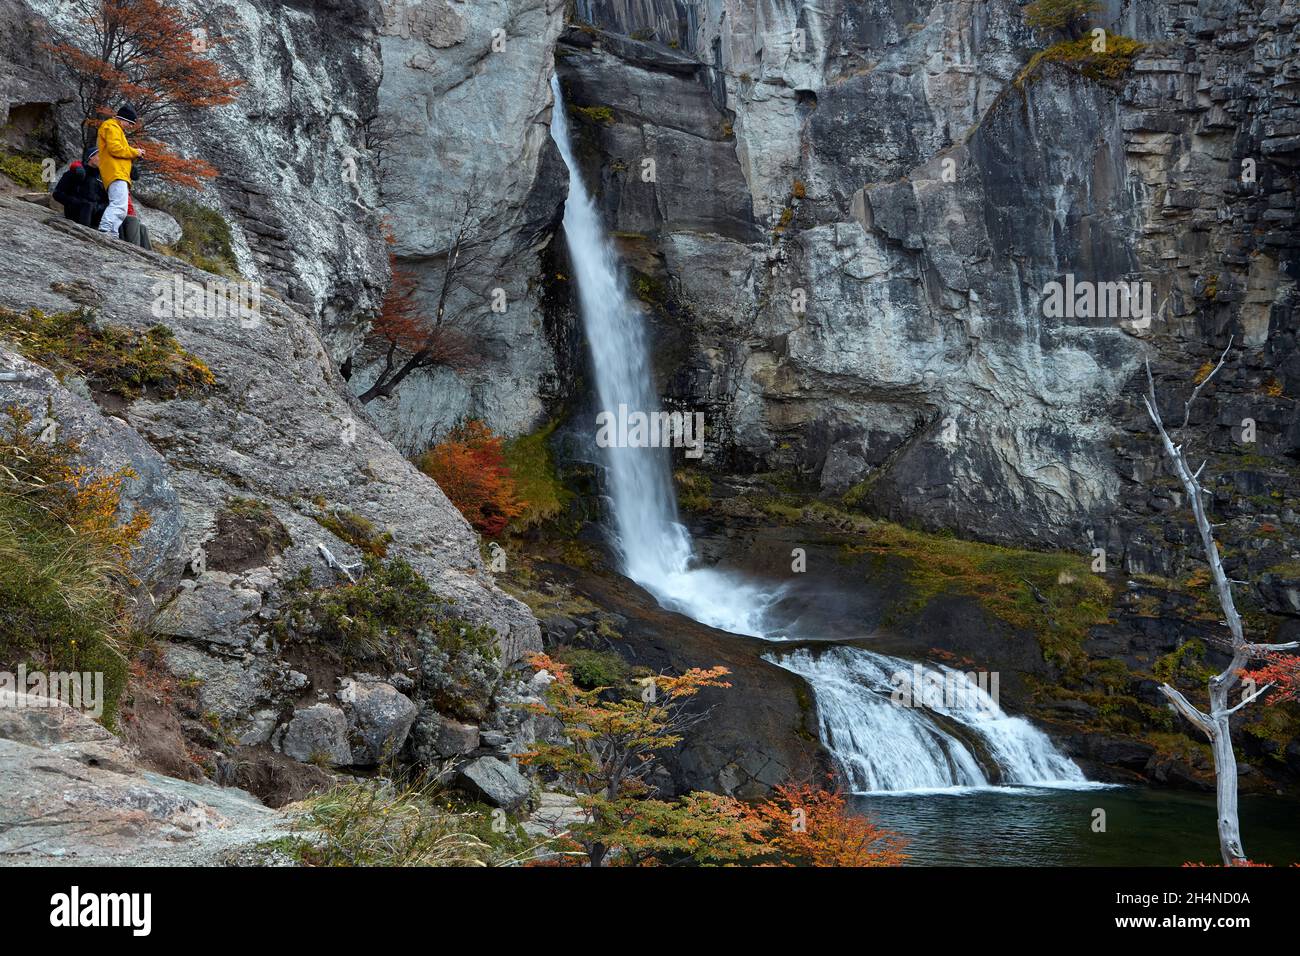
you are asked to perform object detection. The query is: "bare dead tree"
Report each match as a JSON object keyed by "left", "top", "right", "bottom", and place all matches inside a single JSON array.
[
  {"left": 1142, "top": 338, "right": 1300, "bottom": 865},
  {"left": 357, "top": 188, "right": 493, "bottom": 404},
  {"left": 362, "top": 110, "right": 418, "bottom": 209}
]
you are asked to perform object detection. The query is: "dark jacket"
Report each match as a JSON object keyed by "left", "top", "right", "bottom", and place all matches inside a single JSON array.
[{"left": 52, "top": 162, "right": 108, "bottom": 228}]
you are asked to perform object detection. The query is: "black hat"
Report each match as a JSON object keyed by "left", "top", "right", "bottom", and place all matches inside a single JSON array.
[
  {"left": 116, "top": 104, "right": 138, "bottom": 123},
  {"left": 82, "top": 146, "right": 98, "bottom": 165}
]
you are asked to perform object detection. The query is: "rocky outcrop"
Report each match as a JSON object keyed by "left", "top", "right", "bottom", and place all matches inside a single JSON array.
[
  {"left": 0, "top": 691, "right": 290, "bottom": 865},
  {"left": 0, "top": 195, "right": 540, "bottom": 790},
  {"left": 8, "top": 0, "right": 391, "bottom": 358}
]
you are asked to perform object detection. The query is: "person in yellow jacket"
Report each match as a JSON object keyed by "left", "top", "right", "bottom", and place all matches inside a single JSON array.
[{"left": 97, "top": 104, "right": 144, "bottom": 239}]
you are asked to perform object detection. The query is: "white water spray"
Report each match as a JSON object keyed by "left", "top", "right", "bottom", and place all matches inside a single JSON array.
[{"left": 548, "top": 76, "right": 1088, "bottom": 793}]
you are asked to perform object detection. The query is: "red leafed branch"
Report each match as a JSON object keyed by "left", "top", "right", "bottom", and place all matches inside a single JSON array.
[{"left": 44, "top": 0, "right": 242, "bottom": 188}]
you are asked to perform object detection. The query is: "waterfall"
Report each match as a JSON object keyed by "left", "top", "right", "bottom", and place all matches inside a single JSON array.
[
  {"left": 549, "top": 75, "right": 780, "bottom": 637},
  {"left": 770, "top": 646, "right": 1089, "bottom": 793},
  {"left": 548, "top": 75, "right": 1088, "bottom": 794}
]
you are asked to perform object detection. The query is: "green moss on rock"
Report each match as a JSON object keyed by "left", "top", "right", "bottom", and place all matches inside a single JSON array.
[{"left": 0, "top": 307, "right": 215, "bottom": 400}]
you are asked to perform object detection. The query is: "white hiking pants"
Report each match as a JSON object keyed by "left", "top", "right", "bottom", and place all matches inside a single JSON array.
[{"left": 100, "top": 179, "right": 129, "bottom": 237}]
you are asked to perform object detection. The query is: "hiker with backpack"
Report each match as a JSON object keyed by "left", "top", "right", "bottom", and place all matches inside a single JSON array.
[
  {"left": 96, "top": 104, "right": 144, "bottom": 240},
  {"left": 51, "top": 147, "right": 107, "bottom": 228}
]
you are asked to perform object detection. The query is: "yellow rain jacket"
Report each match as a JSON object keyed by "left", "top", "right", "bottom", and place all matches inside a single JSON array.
[{"left": 97, "top": 118, "right": 139, "bottom": 187}]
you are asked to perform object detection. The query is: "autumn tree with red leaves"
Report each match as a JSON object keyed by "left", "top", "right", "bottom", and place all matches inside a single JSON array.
[
  {"left": 359, "top": 248, "right": 479, "bottom": 401},
  {"left": 45, "top": 0, "right": 241, "bottom": 188},
  {"left": 1244, "top": 652, "right": 1300, "bottom": 705},
  {"left": 358, "top": 192, "right": 490, "bottom": 404},
  {"left": 414, "top": 420, "right": 525, "bottom": 537}
]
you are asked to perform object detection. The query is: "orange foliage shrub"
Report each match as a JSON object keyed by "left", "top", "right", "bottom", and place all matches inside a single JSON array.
[
  {"left": 743, "top": 780, "right": 908, "bottom": 867},
  {"left": 414, "top": 420, "right": 525, "bottom": 536}
]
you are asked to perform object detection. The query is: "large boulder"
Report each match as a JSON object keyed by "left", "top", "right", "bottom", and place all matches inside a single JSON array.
[
  {"left": 0, "top": 691, "right": 287, "bottom": 864},
  {"left": 152, "top": 572, "right": 263, "bottom": 646},
  {"left": 457, "top": 756, "right": 531, "bottom": 811},
  {"left": 337, "top": 677, "right": 418, "bottom": 765},
  {"left": 275, "top": 704, "right": 351, "bottom": 767}
]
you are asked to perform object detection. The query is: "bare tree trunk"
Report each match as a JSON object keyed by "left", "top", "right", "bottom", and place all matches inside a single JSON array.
[
  {"left": 1144, "top": 343, "right": 1297, "bottom": 865},
  {"left": 1209, "top": 712, "right": 1244, "bottom": 863}
]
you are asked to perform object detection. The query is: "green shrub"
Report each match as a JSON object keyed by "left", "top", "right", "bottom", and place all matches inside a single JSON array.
[
  {"left": 1023, "top": 0, "right": 1101, "bottom": 36},
  {"left": 503, "top": 421, "right": 572, "bottom": 529},
  {"left": 568, "top": 104, "right": 615, "bottom": 126},
  {"left": 557, "top": 647, "right": 628, "bottom": 690},
  {"left": 0, "top": 150, "right": 47, "bottom": 190},
  {"left": 142, "top": 196, "right": 238, "bottom": 275},
  {"left": 275, "top": 557, "right": 497, "bottom": 672}
]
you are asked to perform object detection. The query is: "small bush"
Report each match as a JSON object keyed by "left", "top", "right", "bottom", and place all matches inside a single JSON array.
[
  {"left": 0, "top": 150, "right": 47, "bottom": 190},
  {"left": 556, "top": 647, "right": 628, "bottom": 690},
  {"left": 142, "top": 196, "right": 238, "bottom": 275},
  {"left": 315, "top": 508, "right": 392, "bottom": 557},
  {"left": 568, "top": 104, "right": 615, "bottom": 126},
  {"left": 0, "top": 307, "right": 215, "bottom": 400},
  {"left": 1016, "top": 35, "right": 1145, "bottom": 87},
  {"left": 415, "top": 421, "right": 526, "bottom": 537},
  {"left": 1023, "top": 0, "right": 1101, "bottom": 36}
]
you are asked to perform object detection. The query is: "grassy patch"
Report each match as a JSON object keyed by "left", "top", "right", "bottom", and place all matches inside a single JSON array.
[
  {"left": 289, "top": 777, "right": 535, "bottom": 866},
  {"left": 0, "top": 307, "right": 215, "bottom": 400},
  {"left": 0, "top": 405, "right": 148, "bottom": 727},
  {"left": 852, "top": 522, "right": 1114, "bottom": 673},
  {"left": 503, "top": 421, "right": 572, "bottom": 530},
  {"left": 314, "top": 508, "right": 392, "bottom": 558},
  {"left": 674, "top": 468, "right": 711, "bottom": 512},
  {"left": 568, "top": 104, "right": 615, "bottom": 126},
  {"left": 1016, "top": 35, "right": 1145, "bottom": 87},
  {"left": 143, "top": 196, "right": 238, "bottom": 275},
  {"left": 1153, "top": 639, "right": 1215, "bottom": 685},
  {"left": 0, "top": 150, "right": 47, "bottom": 190}
]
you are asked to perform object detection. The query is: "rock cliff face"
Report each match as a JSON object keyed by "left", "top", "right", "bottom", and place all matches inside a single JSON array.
[
  {"left": 350, "top": 0, "right": 570, "bottom": 452},
  {"left": 560, "top": 0, "right": 1299, "bottom": 578},
  {"left": 0, "top": 196, "right": 540, "bottom": 805},
  {"left": 9, "top": 0, "right": 391, "bottom": 359}
]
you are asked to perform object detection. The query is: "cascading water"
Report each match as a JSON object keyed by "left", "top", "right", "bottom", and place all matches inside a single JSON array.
[
  {"left": 549, "top": 75, "right": 779, "bottom": 637},
  {"left": 770, "top": 646, "right": 1089, "bottom": 793},
  {"left": 548, "top": 76, "right": 1089, "bottom": 794}
]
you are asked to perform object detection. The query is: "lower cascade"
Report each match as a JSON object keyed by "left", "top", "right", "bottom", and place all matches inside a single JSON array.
[
  {"left": 548, "top": 76, "right": 1089, "bottom": 795},
  {"left": 770, "top": 647, "right": 1089, "bottom": 793}
]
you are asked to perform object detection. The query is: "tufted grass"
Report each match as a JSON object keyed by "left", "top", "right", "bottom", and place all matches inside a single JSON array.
[{"left": 0, "top": 405, "right": 145, "bottom": 726}]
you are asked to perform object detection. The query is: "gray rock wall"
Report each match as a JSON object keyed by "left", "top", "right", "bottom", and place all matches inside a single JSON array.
[
  {"left": 349, "top": 0, "right": 569, "bottom": 452},
  {"left": 558, "top": 0, "right": 1300, "bottom": 562}
]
